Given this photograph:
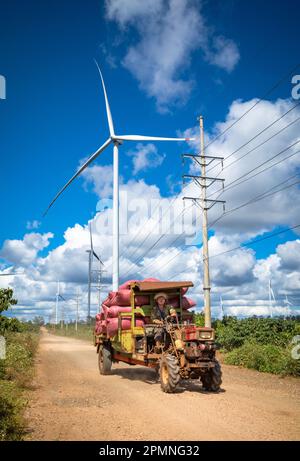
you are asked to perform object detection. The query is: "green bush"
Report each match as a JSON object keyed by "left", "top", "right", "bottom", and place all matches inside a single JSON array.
[
  {"left": 0, "top": 381, "right": 25, "bottom": 441},
  {"left": 224, "top": 341, "right": 300, "bottom": 376},
  {"left": 0, "top": 330, "right": 39, "bottom": 440},
  {"left": 215, "top": 316, "right": 300, "bottom": 351}
]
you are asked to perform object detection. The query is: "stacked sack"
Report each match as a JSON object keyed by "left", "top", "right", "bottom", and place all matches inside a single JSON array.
[{"left": 95, "top": 277, "right": 196, "bottom": 338}]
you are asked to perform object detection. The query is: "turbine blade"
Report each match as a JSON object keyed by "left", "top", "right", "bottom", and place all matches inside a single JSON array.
[
  {"left": 94, "top": 60, "right": 115, "bottom": 137},
  {"left": 89, "top": 223, "right": 94, "bottom": 253},
  {"left": 116, "top": 135, "right": 194, "bottom": 142},
  {"left": 44, "top": 138, "right": 112, "bottom": 216},
  {"left": 93, "top": 250, "right": 101, "bottom": 262}
]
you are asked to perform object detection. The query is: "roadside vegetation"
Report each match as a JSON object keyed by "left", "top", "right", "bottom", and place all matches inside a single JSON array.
[
  {"left": 0, "top": 288, "right": 40, "bottom": 441},
  {"left": 195, "top": 313, "right": 300, "bottom": 376},
  {"left": 46, "top": 321, "right": 95, "bottom": 342}
]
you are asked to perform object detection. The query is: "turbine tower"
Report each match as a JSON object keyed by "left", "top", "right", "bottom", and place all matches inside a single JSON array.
[{"left": 45, "top": 63, "right": 193, "bottom": 290}]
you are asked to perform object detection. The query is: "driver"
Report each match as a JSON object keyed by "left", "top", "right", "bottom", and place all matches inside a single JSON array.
[{"left": 151, "top": 292, "right": 177, "bottom": 351}]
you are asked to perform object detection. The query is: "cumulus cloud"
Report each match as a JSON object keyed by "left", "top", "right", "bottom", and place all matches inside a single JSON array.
[
  {"left": 0, "top": 232, "right": 53, "bottom": 266},
  {"left": 183, "top": 97, "right": 300, "bottom": 235},
  {"left": 81, "top": 163, "right": 113, "bottom": 198},
  {"left": 127, "top": 143, "right": 165, "bottom": 174},
  {"left": 104, "top": 0, "right": 240, "bottom": 111}
]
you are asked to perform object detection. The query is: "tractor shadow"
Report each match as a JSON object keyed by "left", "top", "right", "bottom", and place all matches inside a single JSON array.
[
  {"left": 112, "top": 367, "right": 226, "bottom": 394},
  {"left": 112, "top": 366, "right": 159, "bottom": 385}
]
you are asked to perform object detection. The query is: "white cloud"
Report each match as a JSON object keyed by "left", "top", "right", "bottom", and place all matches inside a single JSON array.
[
  {"left": 81, "top": 163, "right": 113, "bottom": 198},
  {"left": 277, "top": 239, "right": 300, "bottom": 271},
  {"left": 127, "top": 143, "right": 165, "bottom": 174},
  {"left": 0, "top": 232, "right": 53, "bottom": 266},
  {"left": 105, "top": 0, "right": 240, "bottom": 112},
  {"left": 183, "top": 97, "right": 300, "bottom": 235},
  {"left": 205, "top": 36, "right": 240, "bottom": 73},
  {"left": 26, "top": 220, "right": 41, "bottom": 230}
]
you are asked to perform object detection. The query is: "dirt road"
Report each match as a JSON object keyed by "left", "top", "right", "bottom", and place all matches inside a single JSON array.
[{"left": 25, "top": 329, "right": 300, "bottom": 441}]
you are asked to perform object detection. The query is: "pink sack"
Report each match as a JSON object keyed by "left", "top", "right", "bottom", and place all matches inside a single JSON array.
[
  {"left": 107, "top": 306, "right": 132, "bottom": 318},
  {"left": 95, "top": 320, "right": 106, "bottom": 334},
  {"left": 118, "top": 279, "right": 137, "bottom": 290},
  {"left": 106, "top": 317, "right": 144, "bottom": 338},
  {"left": 182, "top": 297, "right": 196, "bottom": 310},
  {"left": 142, "top": 277, "right": 160, "bottom": 283},
  {"left": 105, "top": 290, "right": 150, "bottom": 307}
]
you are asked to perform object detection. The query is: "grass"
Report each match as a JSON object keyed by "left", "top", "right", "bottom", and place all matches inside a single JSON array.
[
  {"left": 47, "top": 322, "right": 95, "bottom": 342},
  {"left": 0, "top": 326, "right": 40, "bottom": 440}
]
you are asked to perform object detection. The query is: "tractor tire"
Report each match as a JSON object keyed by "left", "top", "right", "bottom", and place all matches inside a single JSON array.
[
  {"left": 159, "top": 354, "right": 180, "bottom": 393},
  {"left": 98, "top": 345, "right": 112, "bottom": 375},
  {"left": 200, "top": 360, "right": 222, "bottom": 392}
]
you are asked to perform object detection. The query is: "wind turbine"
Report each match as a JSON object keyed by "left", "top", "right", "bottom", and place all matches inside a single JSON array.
[
  {"left": 284, "top": 294, "right": 292, "bottom": 318},
  {"left": 268, "top": 279, "right": 276, "bottom": 318},
  {"left": 44, "top": 62, "right": 194, "bottom": 290},
  {"left": 87, "top": 223, "right": 105, "bottom": 319},
  {"left": 55, "top": 281, "right": 65, "bottom": 327}
]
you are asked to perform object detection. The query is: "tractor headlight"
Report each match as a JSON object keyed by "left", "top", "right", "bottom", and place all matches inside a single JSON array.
[
  {"left": 175, "top": 339, "right": 184, "bottom": 350},
  {"left": 199, "top": 331, "right": 212, "bottom": 340}
]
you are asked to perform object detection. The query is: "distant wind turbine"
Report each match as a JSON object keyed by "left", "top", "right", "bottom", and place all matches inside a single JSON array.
[
  {"left": 284, "top": 294, "right": 293, "bottom": 318},
  {"left": 44, "top": 62, "right": 194, "bottom": 290},
  {"left": 268, "top": 279, "right": 276, "bottom": 318},
  {"left": 87, "top": 223, "right": 105, "bottom": 319}
]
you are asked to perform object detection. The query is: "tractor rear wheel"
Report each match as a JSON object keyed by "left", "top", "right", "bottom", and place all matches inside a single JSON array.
[
  {"left": 159, "top": 354, "right": 180, "bottom": 393},
  {"left": 200, "top": 360, "right": 222, "bottom": 392},
  {"left": 98, "top": 345, "right": 112, "bottom": 375}
]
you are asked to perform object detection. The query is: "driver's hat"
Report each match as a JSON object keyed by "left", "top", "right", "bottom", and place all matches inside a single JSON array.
[{"left": 154, "top": 292, "right": 168, "bottom": 301}]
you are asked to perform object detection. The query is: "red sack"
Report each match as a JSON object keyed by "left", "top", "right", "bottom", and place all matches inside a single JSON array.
[
  {"left": 107, "top": 306, "right": 132, "bottom": 318},
  {"left": 105, "top": 290, "right": 150, "bottom": 307},
  {"left": 182, "top": 297, "right": 196, "bottom": 310},
  {"left": 106, "top": 317, "right": 144, "bottom": 338},
  {"left": 168, "top": 296, "right": 196, "bottom": 310},
  {"left": 118, "top": 279, "right": 137, "bottom": 290}
]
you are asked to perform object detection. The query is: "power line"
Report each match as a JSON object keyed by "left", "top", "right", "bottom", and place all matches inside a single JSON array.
[
  {"left": 146, "top": 176, "right": 300, "bottom": 279},
  {"left": 209, "top": 175, "right": 300, "bottom": 229},
  {"left": 106, "top": 181, "right": 191, "bottom": 275},
  {"left": 204, "top": 62, "right": 300, "bottom": 152},
  {"left": 168, "top": 224, "right": 300, "bottom": 281},
  {"left": 209, "top": 224, "right": 300, "bottom": 260},
  {"left": 121, "top": 201, "right": 194, "bottom": 279},
  {"left": 208, "top": 148, "right": 300, "bottom": 201},
  {"left": 207, "top": 139, "right": 300, "bottom": 201},
  {"left": 206, "top": 102, "right": 300, "bottom": 175},
  {"left": 207, "top": 112, "right": 300, "bottom": 181}
]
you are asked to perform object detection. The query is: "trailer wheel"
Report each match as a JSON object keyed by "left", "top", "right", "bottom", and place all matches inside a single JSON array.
[
  {"left": 159, "top": 354, "right": 180, "bottom": 393},
  {"left": 98, "top": 345, "right": 112, "bottom": 375},
  {"left": 200, "top": 360, "right": 222, "bottom": 392}
]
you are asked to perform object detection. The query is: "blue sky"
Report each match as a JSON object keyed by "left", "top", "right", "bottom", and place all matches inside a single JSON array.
[{"left": 0, "top": 0, "right": 300, "bottom": 319}]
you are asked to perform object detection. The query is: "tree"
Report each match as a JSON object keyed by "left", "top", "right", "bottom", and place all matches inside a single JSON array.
[
  {"left": 0, "top": 288, "right": 17, "bottom": 314},
  {"left": 32, "top": 316, "right": 44, "bottom": 326},
  {"left": 0, "top": 288, "right": 20, "bottom": 334}
]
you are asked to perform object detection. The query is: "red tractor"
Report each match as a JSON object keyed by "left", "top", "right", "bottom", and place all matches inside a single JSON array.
[{"left": 94, "top": 280, "right": 222, "bottom": 393}]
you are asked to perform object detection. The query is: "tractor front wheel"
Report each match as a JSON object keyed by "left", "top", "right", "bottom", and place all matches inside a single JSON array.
[
  {"left": 98, "top": 344, "right": 112, "bottom": 375},
  {"left": 159, "top": 354, "right": 180, "bottom": 393},
  {"left": 200, "top": 360, "right": 222, "bottom": 392}
]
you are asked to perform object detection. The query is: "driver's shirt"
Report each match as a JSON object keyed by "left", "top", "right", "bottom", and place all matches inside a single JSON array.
[{"left": 151, "top": 304, "right": 172, "bottom": 323}]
